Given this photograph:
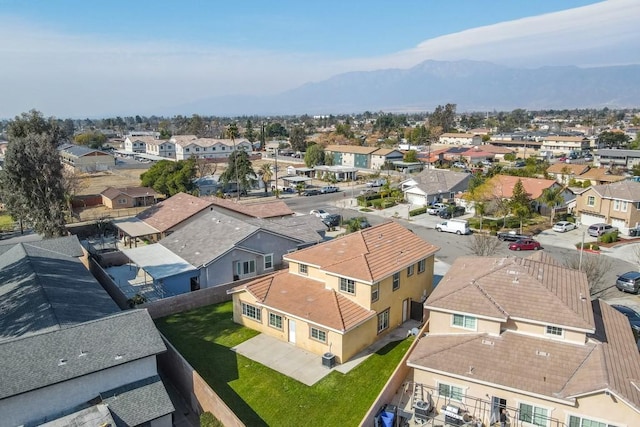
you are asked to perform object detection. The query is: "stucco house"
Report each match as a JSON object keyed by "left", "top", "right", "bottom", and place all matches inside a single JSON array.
[
  {"left": 228, "top": 221, "right": 440, "bottom": 364},
  {"left": 400, "top": 169, "right": 471, "bottom": 206},
  {"left": 173, "top": 135, "right": 253, "bottom": 161},
  {"left": 575, "top": 179, "right": 640, "bottom": 234},
  {"left": 484, "top": 175, "right": 573, "bottom": 215},
  {"left": 540, "top": 136, "right": 590, "bottom": 156},
  {"left": 123, "top": 135, "right": 150, "bottom": 153},
  {"left": 159, "top": 210, "right": 323, "bottom": 289},
  {"left": 545, "top": 163, "right": 590, "bottom": 185},
  {"left": 595, "top": 148, "right": 640, "bottom": 170},
  {"left": 144, "top": 138, "right": 176, "bottom": 158},
  {"left": 0, "top": 236, "right": 174, "bottom": 426},
  {"left": 438, "top": 133, "right": 482, "bottom": 146},
  {"left": 101, "top": 186, "right": 159, "bottom": 209},
  {"left": 396, "top": 252, "right": 640, "bottom": 427},
  {"left": 370, "top": 148, "right": 405, "bottom": 170},
  {"left": 325, "top": 144, "right": 379, "bottom": 168}
]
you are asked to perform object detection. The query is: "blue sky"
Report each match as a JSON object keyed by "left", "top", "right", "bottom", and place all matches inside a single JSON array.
[{"left": 0, "top": 0, "right": 637, "bottom": 118}]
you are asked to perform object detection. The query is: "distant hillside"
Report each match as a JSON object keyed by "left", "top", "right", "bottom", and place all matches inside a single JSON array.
[{"left": 174, "top": 60, "right": 640, "bottom": 116}]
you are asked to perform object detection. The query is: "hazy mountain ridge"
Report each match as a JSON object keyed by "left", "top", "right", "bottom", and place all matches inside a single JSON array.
[{"left": 173, "top": 60, "right": 640, "bottom": 116}]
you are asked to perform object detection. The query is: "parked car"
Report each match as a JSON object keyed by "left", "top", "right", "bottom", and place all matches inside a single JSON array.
[
  {"left": 320, "top": 186, "right": 339, "bottom": 194},
  {"left": 366, "top": 179, "right": 387, "bottom": 188},
  {"left": 435, "top": 219, "right": 470, "bottom": 235},
  {"left": 587, "top": 223, "right": 618, "bottom": 237},
  {"left": 452, "top": 162, "right": 467, "bottom": 169},
  {"left": 497, "top": 230, "right": 532, "bottom": 241},
  {"left": 509, "top": 239, "right": 542, "bottom": 251},
  {"left": 558, "top": 156, "right": 568, "bottom": 163},
  {"left": 616, "top": 271, "right": 640, "bottom": 294},
  {"left": 481, "top": 159, "right": 492, "bottom": 166},
  {"left": 438, "top": 206, "right": 466, "bottom": 219},
  {"left": 611, "top": 305, "right": 640, "bottom": 336},
  {"left": 427, "top": 203, "right": 448, "bottom": 215},
  {"left": 514, "top": 161, "right": 526, "bottom": 168},
  {"left": 322, "top": 214, "right": 342, "bottom": 228},
  {"left": 584, "top": 154, "right": 593, "bottom": 162},
  {"left": 302, "top": 189, "right": 321, "bottom": 196},
  {"left": 281, "top": 187, "right": 295, "bottom": 194},
  {"left": 552, "top": 221, "right": 577, "bottom": 233},
  {"left": 310, "top": 209, "right": 330, "bottom": 219}
]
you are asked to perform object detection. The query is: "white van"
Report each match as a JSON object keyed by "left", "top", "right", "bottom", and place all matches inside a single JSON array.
[{"left": 435, "top": 219, "right": 470, "bottom": 235}]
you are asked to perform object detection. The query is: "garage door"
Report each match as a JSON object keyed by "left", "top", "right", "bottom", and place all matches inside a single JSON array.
[
  {"left": 580, "top": 212, "right": 604, "bottom": 226},
  {"left": 611, "top": 218, "right": 627, "bottom": 234},
  {"left": 406, "top": 192, "right": 426, "bottom": 206}
]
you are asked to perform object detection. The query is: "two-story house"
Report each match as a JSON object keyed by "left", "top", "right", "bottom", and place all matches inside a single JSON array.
[
  {"left": 438, "top": 133, "right": 482, "bottom": 146},
  {"left": 145, "top": 138, "right": 176, "bottom": 158},
  {"left": 540, "top": 136, "right": 590, "bottom": 157},
  {"left": 396, "top": 252, "right": 640, "bottom": 427},
  {"left": 173, "top": 136, "right": 253, "bottom": 161},
  {"left": 123, "top": 135, "right": 152, "bottom": 153},
  {"left": 325, "top": 145, "right": 379, "bottom": 169},
  {"left": 575, "top": 179, "right": 640, "bottom": 234},
  {"left": 228, "top": 222, "right": 440, "bottom": 364},
  {"left": 595, "top": 148, "right": 640, "bottom": 170}
]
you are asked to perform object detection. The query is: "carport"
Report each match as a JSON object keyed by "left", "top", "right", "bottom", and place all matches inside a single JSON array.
[{"left": 112, "top": 217, "right": 160, "bottom": 248}]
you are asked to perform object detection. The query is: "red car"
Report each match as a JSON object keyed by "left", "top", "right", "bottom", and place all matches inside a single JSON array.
[{"left": 509, "top": 239, "right": 542, "bottom": 251}]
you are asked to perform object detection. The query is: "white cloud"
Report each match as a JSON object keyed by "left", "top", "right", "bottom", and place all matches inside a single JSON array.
[{"left": 0, "top": 0, "right": 638, "bottom": 117}]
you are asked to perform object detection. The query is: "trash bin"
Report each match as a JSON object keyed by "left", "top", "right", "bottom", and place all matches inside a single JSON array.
[
  {"left": 630, "top": 228, "right": 639, "bottom": 237},
  {"left": 322, "top": 352, "right": 336, "bottom": 368}
]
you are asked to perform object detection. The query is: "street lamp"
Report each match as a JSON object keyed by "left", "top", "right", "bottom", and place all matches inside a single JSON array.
[
  {"left": 578, "top": 230, "right": 586, "bottom": 271},
  {"left": 274, "top": 148, "right": 279, "bottom": 198}
]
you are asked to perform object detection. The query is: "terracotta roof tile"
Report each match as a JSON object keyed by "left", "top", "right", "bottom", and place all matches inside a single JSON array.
[
  {"left": 285, "top": 222, "right": 439, "bottom": 283},
  {"left": 325, "top": 144, "right": 379, "bottom": 155},
  {"left": 236, "top": 271, "right": 375, "bottom": 332},
  {"left": 101, "top": 186, "right": 158, "bottom": 199},
  {"left": 546, "top": 163, "right": 590, "bottom": 175},
  {"left": 136, "top": 192, "right": 213, "bottom": 232},
  {"left": 487, "top": 175, "right": 557, "bottom": 200},
  {"left": 579, "top": 168, "right": 627, "bottom": 183},
  {"left": 202, "top": 196, "right": 294, "bottom": 218}
]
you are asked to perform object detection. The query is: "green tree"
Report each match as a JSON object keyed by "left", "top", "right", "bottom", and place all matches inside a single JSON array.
[
  {"left": 289, "top": 126, "right": 306, "bottom": 152},
  {"left": 0, "top": 110, "right": 67, "bottom": 237},
  {"left": 403, "top": 150, "right": 418, "bottom": 163},
  {"left": 429, "top": 104, "right": 456, "bottom": 133},
  {"left": 374, "top": 114, "right": 395, "bottom": 138},
  {"left": 540, "top": 186, "right": 564, "bottom": 225},
  {"left": 244, "top": 119, "right": 256, "bottom": 142},
  {"left": 257, "top": 163, "right": 273, "bottom": 196},
  {"left": 74, "top": 131, "right": 107, "bottom": 149},
  {"left": 266, "top": 122, "right": 288, "bottom": 138},
  {"left": 510, "top": 179, "right": 532, "bottom": 233},
  {"left": 597, "top": 131, "right": 631, "bottom": 148},
  {"left": 504, "top": 153, "right": 516, "bottom": 162},
  {"left": 304, "top": 144, "right": 325, "bottom": 167},
  {"left": 188, "top": 114, "right": 206, "bottom": 136},
  {"left": 220, "top": 150, "right": 256, "bottom": 195},
  {"left": 140, "top": 159, "right": 197, "bottom": 196}
]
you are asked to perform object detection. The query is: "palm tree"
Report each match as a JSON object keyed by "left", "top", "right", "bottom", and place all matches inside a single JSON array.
[
  {"left": 258, "top": 163, "right": 273, "bottom": 196},
  {"left": 226, "top": 123, "right": 241, "bottom": 200},
  {"left": 541, "top": 187, "right": 565, "bottom": 225}
]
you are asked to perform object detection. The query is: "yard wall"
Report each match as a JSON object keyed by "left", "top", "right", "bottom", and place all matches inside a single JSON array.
[
  {"left": 359, "top": 319, "right": 430, "bottom": 427},
  {"left": 89, "top": 257, "right": 130, "bottom": 310},
  {"left": 158, "top": 336, "right": 245, "bottom": 427}
]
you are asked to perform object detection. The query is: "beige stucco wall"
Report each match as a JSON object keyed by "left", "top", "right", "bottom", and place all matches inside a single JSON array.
[
  {"left": 411, "top": 369, "right": 637, "bottom": 427},
  {"left": 428, "top": 311, "right": 502, "bottom": 336},
  {"left": 506, "top": 319, "right": 587, "bottom": 345},
  {"left": 576, "top": 188, "right": 640, "bottom": 229}
]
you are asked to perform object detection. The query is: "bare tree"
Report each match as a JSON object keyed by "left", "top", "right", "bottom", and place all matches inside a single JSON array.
[
  {"left": 467, "top": 234, "right": 502, "bottom": 256},
  {"left": 564, "top": 253, "right": 613, "bottom": 297}
]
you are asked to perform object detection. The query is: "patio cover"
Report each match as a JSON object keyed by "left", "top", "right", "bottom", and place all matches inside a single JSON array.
[
  {"left": 122, "top": 244, "right": 197, "bottom": 280},
  {"left": 112, "top": 217, "right": 159, "bottom": 238}
]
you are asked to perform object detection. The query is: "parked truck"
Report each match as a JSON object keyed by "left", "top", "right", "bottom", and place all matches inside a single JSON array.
[
  {"left": 435, "top": 219, "right": 470, "bottom": 235},
  {"left": 497, "top": 230, "right": 532, "bottom": 241}
]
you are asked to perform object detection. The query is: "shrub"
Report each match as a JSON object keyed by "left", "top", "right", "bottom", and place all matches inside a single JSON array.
[
  {"left": 576, "top": 242, "right": 600, "bottom": 251},
  {"left": 409, "top": 206, "right": 427, "bottom": 216},
  {"left": 200, "top": 412, "right": 224, "bottom": 427},
  {"left": 599, "top": 231, "right": 619, "bottom": 244}
]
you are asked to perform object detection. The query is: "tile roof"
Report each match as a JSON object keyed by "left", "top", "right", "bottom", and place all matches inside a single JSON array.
[
  {"left": 408, "top": 300, "right": 640, "bottom": 411},
  {"left": 590, "top": 179, "right": 640, "bottom": 201},
  {"left": 426, "top": 255, "right": 595, "bottom": 331},
  {"left": 579, "top": 168, "right": 627, "bottom": 183},
  {"left": 440, "top": 133, "right": 477, "bottom": 138},
  {"left": 101, "top": 186, "right": 158, "bottom": 199},
  {"left": 325, "top": 144, "right": 379, "bottom": 155},
  {"left": 203, "top": 196, "right": 295, "bottom": 218},
  {"left": 546, "top": 163, "right": 590, "bottom": 175},
  {"left": 373, "top": 148, "right": 403, "bottom": 156},
  {"left": 172, "top": 136, "right": 250, "bottom": 147},
  {"left": 543, "top": 136, "right": 587, "bottom": 142},
  {"left": 234, "top": 271, "right": 376, "bottom": 332},
  {"left": 136, "top": 192, "right": 213, "bottom": 232},
  {"left": 0, "top": 238, "right": 120, "bottom": 342},
  {"left": 0, "top": 309, "right": 166, "bottom": 399},
  {"left": 284, "top": 221, "right": 439, "bottom": 283},
  {"left": 487, "top": 175, "right": 557, "bottom": 200},
  {"left": 126, "top": 136, "right": 159, "bottom": 144}
]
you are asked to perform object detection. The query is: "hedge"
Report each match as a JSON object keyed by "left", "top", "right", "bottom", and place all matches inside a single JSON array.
[
  {"left": 409, "top": 207, "right": 427, "bottom": 217},
  {"left": 576, "top": 242, "right": 600, "bottom": 251},
  {"left": 599, "top": 231, "right": 619, "bottom": 244}
]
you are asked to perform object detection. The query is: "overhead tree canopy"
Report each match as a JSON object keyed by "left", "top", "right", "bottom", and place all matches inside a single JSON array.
[
  {"left": 0, "top": 110, "right": 68, "bottom": 237},
  {"left": 289, "top": 126, "right": 307, "bottom": 152},
  {"left": 304, "top": 144, "right": 325, "bottom": 167},
  {"left": 140, "top": 158, "right": 197, "bottom": 196},
  {"left": 220, "top": 150, "right": 256, "bottom": 193}
]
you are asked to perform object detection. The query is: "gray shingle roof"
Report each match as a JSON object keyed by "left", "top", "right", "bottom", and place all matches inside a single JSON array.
[
  {"left": 0, "top": 309, "right": 166, "bottom": 399},
  {"left": 591, "top": 179, "right": 640, "bottom": 202},
  {"left": 403, "top": 169, "right": 471, "bottom": 194},
  {"left": 0, "top": 238, "right": 119, "bottom": 341},
  {"left": 101, "top": 375, "right": 175, "bottom": 426}
]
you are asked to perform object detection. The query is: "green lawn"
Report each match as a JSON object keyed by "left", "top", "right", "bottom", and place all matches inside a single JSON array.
[{"left": 156, "top": 301, "right": 412, "bottom": 427}]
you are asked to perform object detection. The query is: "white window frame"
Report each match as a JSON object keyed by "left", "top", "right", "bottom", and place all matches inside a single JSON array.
[
  {"left": 299, "top": 264, "right": 308, "bottom": 275},
  {"left": 377, "top": 309, "right": 390, "bottom": 333},
  {"left": 371, "top": 283, "right": 379, "bottom": 302},
  {"left": 310, "top": 327, "right": 327, "bottom": 343},
  {"left": 340, "top": 277, "right": 355, "bottom": 294},
  {"left": 613, "top": 200, "right": 621, "bottom": 211},
  {"left": 418, "top": 259, "right": 426, "bottom": 273},
  {"left": 268, "top": 312, "right": 282, "bottom": 330},
  {"left": 407, "top": 264, "right": 414, "bottom": 276},
  {"left": 620, "top": 200, "right": 628, "bottom": 212},
  {"left": 392, "top": 272, "right": 400, "bottom": 291},
  {"left": 437, "top": 382, "right": 464, "bottom": 402},
  {"left": 517, "top": 401, "right": 550, "bottom": 427},
  {"left": 236, "top": 260, "right": 256, "bottom": 276},
  {"left": 452, "top": 314, "right": 477, "bottom": 330},
  {"left": 264, "top": 253, "right": 273, "bottom": 270},
  {"left": 545, "top": 325, "right": 564, "bottom": 337},
  {"left": 241, "top": 303, "right": 261, "bottom": 322},
  {"left": 566, "top": 413, "right": 619, "bottom": 427},
  {"left": 587, "top": 196, "right": 595, "bottom": 207}
]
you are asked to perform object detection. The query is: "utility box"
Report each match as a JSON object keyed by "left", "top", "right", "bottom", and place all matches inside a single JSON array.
[{"left": 322, "top": 352, "right": 336, "bottom": 368}]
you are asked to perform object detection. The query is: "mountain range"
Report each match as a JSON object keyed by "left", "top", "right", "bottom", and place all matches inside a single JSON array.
[{"left": 173, "top": 60, "right": 640, "bottom": 116}]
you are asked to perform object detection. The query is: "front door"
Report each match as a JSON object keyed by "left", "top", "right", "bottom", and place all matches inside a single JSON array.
[
  {"left": 288, "top": 320, "right": 296, "bottom": 344},
  {"left": 402, "top": 298, "right": 409, "bottom": 322}
]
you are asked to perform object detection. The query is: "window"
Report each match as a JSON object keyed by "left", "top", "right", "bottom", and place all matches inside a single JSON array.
[
  {"left": 340, "top": 277, "right": 355, "bottom": 294},
  {"left": 418, "top": 259, "right": 426, "bottom": 273},
  {"left": 587, "top": 196, "right": 595, "bottom": 207},
  {"left": 222, "top": 146, "right": 226, "bottom": 150},
  {"left": 377, "top": 309, "right": 389, "bottom": 333},
  {"left": 438, "top": 383, "right": 463, "bottom": 401},
  {"left": 452, "top": 314, "right": 476, "bottom": 330},
  {"left": 264, "top": 253, "right": 273, "bottom": 270},
  {"left": 371, "top": 283, "right": 379, "bottom": 302},
  {"left": 545, "top": 325, "right": 563, "bottom": 337},
  {"left": 299, "top": 264, "right": 308, "bottom": 275},
  {"left": 407, "top": 264, "right": 414, "bottom": 276},
  {"left": 568, "top": 415, "right": 617, "bottom": 427},
  {"left": 518, "top": 403, "right": 548, "bottom": 427},
  {"left": 185, "top": 148, "right": 190, "bottom": 153},
  {"left": 236, "top": 260, "right": 256, "bottom": 276},
  {"left": 310, "top": 327, "right": 327, "bottom": 343},
  {"left": 612, "top": 200, "right": 628, "bottom": 212},
  {"left": 392, "top": 272, "right": 400, "bottom": 291},
  {"left": 117, "top": 198, "right": 127, "bottom": 205},
  {"left": 195, "top": 147, "right": 200, "bottom": 152},
  {"left": 268, "top": 313, "right": 282, "bottom": 329},
  {"left": 241, "top": 303, "right": 261, "bottom": 321}
]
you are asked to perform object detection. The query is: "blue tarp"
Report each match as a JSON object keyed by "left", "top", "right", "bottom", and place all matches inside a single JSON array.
[{"left": 380, "top": 410, "right": 395, "bottom": 427}]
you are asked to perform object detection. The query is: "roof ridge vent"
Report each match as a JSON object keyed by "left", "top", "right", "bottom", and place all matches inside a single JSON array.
[
  {"left": 58, "top": 358, "right": 67, "bottom": 366},
  {"left": 481, "top": 339, "right": 494, "bottom": 346},
  {"left": 536, "top": 350, "right": 549, "bottom": 357},
  {"left": 512, "top": 276, "right": 519, "bottom": 284}
]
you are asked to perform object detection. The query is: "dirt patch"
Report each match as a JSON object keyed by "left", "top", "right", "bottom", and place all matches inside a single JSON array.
[{"left": 77, "top": 169, "right": 145, "bottom": 196}]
